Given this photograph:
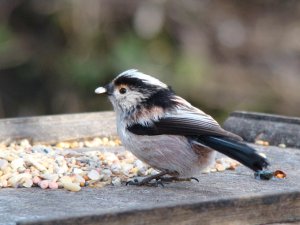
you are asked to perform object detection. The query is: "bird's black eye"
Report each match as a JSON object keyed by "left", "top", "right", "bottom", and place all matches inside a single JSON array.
[{"left": 119, "top": 87, "right": 127, "bottom": 94}]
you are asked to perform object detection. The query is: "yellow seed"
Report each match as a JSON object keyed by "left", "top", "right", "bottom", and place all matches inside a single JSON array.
[
  {"left": 70, "top": 142, "right": 79, "bottom": 148},
  {"left": 22, "top": 178, "right": 33, "bottom": 188},
  {"left": 255, "top": 140, "right": 265, "bottom": 145},
  {"left": 89, "top": 181, "right": 107, "bottom": 188},
  {"left": 130, "top": 167, "right": 139, "bottom": 175},
  {"left": 228, "top": 161, "right": 239, "bottom": 170},
  {"left": 102, "top": 137, "right": 109, "bottom": 144},
  {"left": 108, "top": 141, "right": 116, "bottom": 147},
  {"left": 8, "top": 173, "right": 32, "bottom": 187},
  {"left": 215, "top": 159, "right": 222, "bottom": 164},
  {"left": 1, "top": 171, "right": 13, "bottom": 180},
  {"left": 0, "top": 153, "right": 14, "bottom": 162},
  {"left": 0, "top": 179, "right": 8, "bottom": 188},
  {"left": 215, "top": 163, "right": 225, "bottom": 172},
  {"left": 62, "top": 182, "right": 81, "bottom": 192},
  {"left": 263, "top": 141, "right": 269, "bottom": 146},
  {"left": 56, "top": 142, "right": 70, "bottom": 149},
  {"left": 59, "top": 176, "right": 72, "bottom": 184},
  {"left": 278, "top": 143, "right": 286, "bottom": 148},
  {"left": 26, "top": 157, "right": 47, "bottom": 172}
]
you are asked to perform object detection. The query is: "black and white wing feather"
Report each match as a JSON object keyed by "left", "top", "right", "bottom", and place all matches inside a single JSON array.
[
  {"left": 127, "top": 97, "right": 269, "bottom": 171},
  {"left": 128, "top": 108, "right": 241, "bottom": 140}
]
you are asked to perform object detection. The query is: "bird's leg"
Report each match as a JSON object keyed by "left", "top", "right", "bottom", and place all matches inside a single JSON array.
[
  {"left": 159, "top": 176, "right": 199, "bottom": 183},
  {"left": 126, "top": 170, "right": 169, "bottom": 187}
]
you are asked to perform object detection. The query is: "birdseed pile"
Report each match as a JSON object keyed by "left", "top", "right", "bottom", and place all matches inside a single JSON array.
[{"left": 0, "top": 137, "right": 240, "bottom": 191}]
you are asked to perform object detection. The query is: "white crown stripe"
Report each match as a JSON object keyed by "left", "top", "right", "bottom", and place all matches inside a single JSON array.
[{"left": 116, "top": 69, "right": 168, "bottom": 89}]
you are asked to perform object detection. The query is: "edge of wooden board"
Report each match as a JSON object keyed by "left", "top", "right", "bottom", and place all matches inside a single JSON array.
[
  {"left": 17, "top": 191, "right": 300, "bottom": 225},
  {"left": 0, "top": 111, "right": 117, "bottom": 144}
]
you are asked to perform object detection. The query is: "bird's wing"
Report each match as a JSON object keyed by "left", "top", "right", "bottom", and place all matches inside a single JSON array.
[{"left": 127, "top": 107, "right": 242, "bottom": 141}]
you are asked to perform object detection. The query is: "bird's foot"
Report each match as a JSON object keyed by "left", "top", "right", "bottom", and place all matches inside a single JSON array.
[
  {"left": 126, "top": 170, "right": 169, "bottom": 187},
  {"left": 126, "top": 172, "right": 199, "bottom": 187},
  {"left": 159, "top": 176, "right": 199, "bottom": 183},
  {"left": 126, "top": 177, "right": 164, "bottom": 187}
]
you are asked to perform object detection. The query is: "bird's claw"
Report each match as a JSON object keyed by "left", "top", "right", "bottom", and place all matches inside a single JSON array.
[
  {"left": 160, "top": 176, "right": 199, "bottom": 183},
  {"left": 190, "top": 177, "right": 199, "bottom": 182},
  {"left": 126, "top": 176, "right": 199, "bottom": 186},
  {"left": 125, "top": 178, "right": 139, "bottom": 186},
  {"left": 126, "top": 178, "right": 164, "bottom": 187},
  {"left": 125, "top": 170, "right": 198, "bottom": 187}
]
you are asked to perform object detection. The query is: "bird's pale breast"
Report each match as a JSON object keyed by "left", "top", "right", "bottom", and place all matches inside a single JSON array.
[{"left": 118, "top": 121, "right": 215, "bottom": 177}]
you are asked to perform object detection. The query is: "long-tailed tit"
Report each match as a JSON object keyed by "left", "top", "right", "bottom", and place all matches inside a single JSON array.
[{"left": 95, "top": 69, "right": 269, "bottom": 185}]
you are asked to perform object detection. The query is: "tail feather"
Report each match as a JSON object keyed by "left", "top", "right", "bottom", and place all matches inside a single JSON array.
[{"left": 198, "top": 136, "right": 269, "bottom": 171}]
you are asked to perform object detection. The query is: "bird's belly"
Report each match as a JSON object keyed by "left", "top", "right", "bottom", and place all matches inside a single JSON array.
[{"left": 121, "top": 133, "right": 214, "bottom": 177}]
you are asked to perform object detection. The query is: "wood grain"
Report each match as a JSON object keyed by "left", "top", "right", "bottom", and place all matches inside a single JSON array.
[
  {"left": 8, "top": 145, "right": 300, "bottom": 225},
  {"left": 0, "top": 111, "right": 299, "bottom": 225},
  {"left": 223, "top": 111, "right": 300, "bottom": 148},
  {"left": 0, "top": 111, "right": 117, "bottom": 144},
  {"left": 17, "top": 192, "right": 300, "bottom": 225}
]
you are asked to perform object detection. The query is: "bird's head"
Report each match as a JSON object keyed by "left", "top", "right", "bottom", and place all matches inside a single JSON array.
[{"left": 95, "top": 69, "right": 174, "bottom": 114}]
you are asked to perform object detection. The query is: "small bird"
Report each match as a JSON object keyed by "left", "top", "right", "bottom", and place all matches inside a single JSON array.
[{"left": 95, "top": 69, "right": 269, "bottom": 186}]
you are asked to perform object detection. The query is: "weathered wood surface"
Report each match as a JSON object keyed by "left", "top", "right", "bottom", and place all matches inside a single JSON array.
[
  {"left": 0, "top": 112, "right": 117, "bottom": 144},
  {"left": 0, "top": 111, "right": 300, "bottom": 225},
  {"left": 223, "top": 111, "right": 300, "bottom": 148},
  {"left": 0, "top": 145, "right": 298, "bottom": 225}
]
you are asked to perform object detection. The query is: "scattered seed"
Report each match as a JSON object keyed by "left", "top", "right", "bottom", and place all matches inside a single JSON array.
[
  {"left": 32, "top": 176, "right": 41, "bottom": 185},
  {"left": 87, "top": 170, "right": 100, "bottom": 181},
  {"left": 215, "top": 163, "right": 225, "bottom": 172},
  {"left": 278, "top": 143, "right": 286, "bottom": 148},
  {"left": 273, "top": 170, "right": 286, "bottom": 179},
  {"left": 23, "top": 178, "right": 33, "bottom": 188},
  {"left": 255, "top": 140, "right": 269, "bottom": 146},
  {"left": 62, "top": 182, "right": 81, "bottom": 192},
  {"left": 0, "top": 159, "right": 8, "bottom": 170},
  {"left": 254, "top": 169, "right": 287, "bottom": 180},
  {"left": 49, "top": 181, "right": 59, "bottom": 189},
  {"left": 0, "top": 137, "right": 246, "bottom": 192},
  {"left": 38, "top": 180, "right": 49, "bottom": 189}
]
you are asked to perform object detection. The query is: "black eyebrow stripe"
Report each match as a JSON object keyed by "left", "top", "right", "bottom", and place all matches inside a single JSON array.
[{"left": 114, "top": 76, "right": 145, "bottom": 87}]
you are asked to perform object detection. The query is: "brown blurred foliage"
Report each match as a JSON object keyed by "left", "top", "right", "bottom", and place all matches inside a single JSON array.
[{"left": 0, "top": 0, "right": 300, "bottom": 120}]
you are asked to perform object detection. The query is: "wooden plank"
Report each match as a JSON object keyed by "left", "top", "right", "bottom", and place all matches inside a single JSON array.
[
  {"left": 0, "top": 111, "right": 117, "bottom": 144},
  {"left": 17, "top": 191, "right": 300, "bottom": 225},
  {"left": 223, "top": 111, "right": 300, "bottom": 148},
  {"left": 0, "top": 145, "right": 297, "bottom": 225},
  {"left": 0, "top": 111, "right": 299, "bottom": 224}
]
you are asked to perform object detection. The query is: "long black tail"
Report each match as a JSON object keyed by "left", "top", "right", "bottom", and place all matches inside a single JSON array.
[{"left": 198, "top": 136, "right": 269, "bottom": 171}]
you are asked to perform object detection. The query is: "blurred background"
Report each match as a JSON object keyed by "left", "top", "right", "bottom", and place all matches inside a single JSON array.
[{"left": 0, "top": 0, "right": 300, "bottom": 121}]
